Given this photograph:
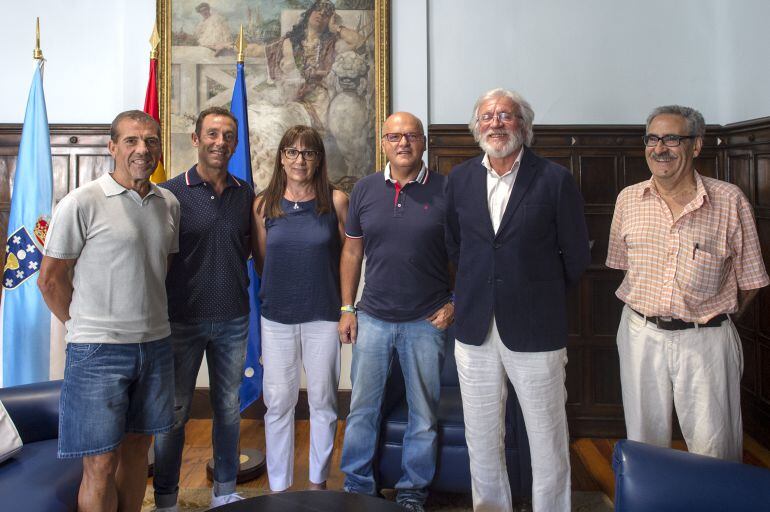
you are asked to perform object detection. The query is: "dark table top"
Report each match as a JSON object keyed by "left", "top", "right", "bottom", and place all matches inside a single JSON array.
[{"left": 211, "top": 490, "right": 404, "bottom": 511}]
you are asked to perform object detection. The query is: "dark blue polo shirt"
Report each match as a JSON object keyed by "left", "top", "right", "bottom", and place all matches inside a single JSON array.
[
  {"left": 161, "top": 166, "right": 254, "bottom": 322},
  {"left": 345, "top": 165, "right": 451, "bottom": 323}
]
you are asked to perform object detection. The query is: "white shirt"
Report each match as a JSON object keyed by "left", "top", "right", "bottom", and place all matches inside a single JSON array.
[
  {"left": 44, "top": 172, "right": 180, "bottom": 343},
  {"left": 482, "top": 150, "right": 523, "bottom": 233}
]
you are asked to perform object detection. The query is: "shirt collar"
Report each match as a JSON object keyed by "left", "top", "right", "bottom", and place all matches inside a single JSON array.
[
  {"left": 481, "top": 147, "right": 523, "bottom": 178},
  {"left": 185, "top": 165, "right": 242, "bottom": 188},
  {"left": 98, "top": 172, "right": 161, "bottom": 198},
  {"left": 383, "top": 162, "right": 428, "bottom": 185},
  {"left": 641, "top": 170, "right": 710, "bottom": 205}
]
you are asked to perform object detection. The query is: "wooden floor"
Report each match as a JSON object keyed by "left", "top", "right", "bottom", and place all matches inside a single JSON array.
[{"left": 157, "top": 419, "right": 770, "bottom": 501}]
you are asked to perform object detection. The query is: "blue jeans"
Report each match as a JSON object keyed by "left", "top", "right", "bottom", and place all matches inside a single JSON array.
[
  {"left": 153, "top": 315, "right": 248, "bottom": 506},
  {"left": 341, "top": 312, "right": 446, "bottom": 505},
  {"left": 58, "top": 337, "right": 174, "bottom": 458}
]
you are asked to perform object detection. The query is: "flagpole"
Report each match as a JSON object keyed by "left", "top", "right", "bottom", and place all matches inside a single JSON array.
[
  {"left": 33, "top": 17, "right": 43, "bottom": 60},
  {"left": 237, "top": 24, "right": 245, "bottom": 64}
]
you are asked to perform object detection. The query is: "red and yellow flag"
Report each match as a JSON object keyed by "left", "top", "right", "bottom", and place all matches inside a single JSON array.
[{"left": 143, "top": 52, "right": 166, "bottom": 183}]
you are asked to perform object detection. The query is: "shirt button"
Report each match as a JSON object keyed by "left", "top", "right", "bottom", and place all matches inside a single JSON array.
[
  {"left": 397, "top": 204, "right": 402, "bottom": 207},
  {"left": 211, "top": 196, "right": 215, "bottom": 200}
]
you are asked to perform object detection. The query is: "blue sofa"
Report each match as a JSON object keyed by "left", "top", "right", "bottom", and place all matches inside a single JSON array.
[
  {"left": 0, "top": 380, "right": 82, "bottom": 512},
  {"left": 613, "top": 439, "right": 770, "bottom": 512},
  {"left": 375, "top": 330, "right": 532, "bottom": 496}
]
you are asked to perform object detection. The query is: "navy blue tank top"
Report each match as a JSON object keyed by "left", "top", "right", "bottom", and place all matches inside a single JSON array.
[{"left": 259, "top": 197, "right": 342, "bottom": 324}]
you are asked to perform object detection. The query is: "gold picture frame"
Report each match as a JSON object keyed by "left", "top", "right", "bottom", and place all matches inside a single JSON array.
[{"left": 157, "top": 0, "right": 390, "bottom": 191}]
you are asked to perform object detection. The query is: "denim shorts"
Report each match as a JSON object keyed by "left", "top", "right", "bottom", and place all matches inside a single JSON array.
[{"left": 58, "top": 336, "right": 174, "bottom": 458}]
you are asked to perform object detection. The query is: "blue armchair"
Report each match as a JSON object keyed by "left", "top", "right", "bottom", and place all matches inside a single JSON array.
[
  {"left": 0, "top": 380, "right": 82, "bottom": 512},
  {"left": 375, "top": 329, "right": 532, "bottom": 495},
  {"left": 613, "top": 439, "right": 770, "bottom": 512}
]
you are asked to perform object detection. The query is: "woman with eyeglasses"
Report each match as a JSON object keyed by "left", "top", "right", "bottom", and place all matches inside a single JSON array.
[{"left": 253, "top": 125, "right": 348, "bottom": 492}]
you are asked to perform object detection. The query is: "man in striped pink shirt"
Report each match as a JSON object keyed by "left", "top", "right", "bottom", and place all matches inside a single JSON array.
[{"left": 606, "top": 105, "right": 768, "bottom": 461}]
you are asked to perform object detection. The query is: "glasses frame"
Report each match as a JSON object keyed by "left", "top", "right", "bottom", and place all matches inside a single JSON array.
[
  {"left": 477, "top": 112, "right": 520, "bottom": 125},
  {"left": 381, "top": 132, "right": 425, "bottom": 143},
  {"left": 643, "top": 134, "right": 698, "bottom": 147},
  {"left": 282, "top": 148, "right": 322, "bottom": 161}
]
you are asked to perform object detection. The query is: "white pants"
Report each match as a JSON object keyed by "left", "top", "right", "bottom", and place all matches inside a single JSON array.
[
  {"left": 261, "top": 317, "right": 341, "bottom": 491},
  {"left": 455, "top": 318, "right": 571, "bottom": 512},
  {"left": 617, "top": 305, "right": 743, "bottom": 461}
]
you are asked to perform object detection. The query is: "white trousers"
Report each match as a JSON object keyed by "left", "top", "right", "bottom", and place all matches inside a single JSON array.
[
  {"left": 455, "top": 318, "right": 571, "bottom": 512},
  {"left": 617, "top": 305, "right": 743, "bottom": 461},
  {"left": 261, "top": 317, "right": 341, "bottom": 491}
]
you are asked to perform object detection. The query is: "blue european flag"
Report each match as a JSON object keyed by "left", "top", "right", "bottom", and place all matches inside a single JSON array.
[
  {"left": 2, "top": 61, "right": 53, "bottom": 386},
  {"left": 229, "top": 61, "right": 263, "bottom": 411}
]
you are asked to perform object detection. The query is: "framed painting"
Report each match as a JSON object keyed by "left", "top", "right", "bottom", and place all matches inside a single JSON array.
[{"left": 157, "top": 0, "right": 390, "bottom": 191}]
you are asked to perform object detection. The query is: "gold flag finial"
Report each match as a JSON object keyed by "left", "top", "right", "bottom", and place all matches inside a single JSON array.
[
  {"left": 237, "top": 25, "right": 245, "bottom": 63},
  {"left": 33, "top": 17, "right": 43, "bottom": 60},
  {"left": 149, "top": 23, "right": 160, "bottom": 59}
]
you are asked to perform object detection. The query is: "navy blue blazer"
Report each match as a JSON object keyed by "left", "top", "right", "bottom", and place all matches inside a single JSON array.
[{"left": 445, "top": 148, "right": 590, "bottom": 352}]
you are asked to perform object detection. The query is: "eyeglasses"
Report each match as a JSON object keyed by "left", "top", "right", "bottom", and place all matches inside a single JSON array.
[
  {"left": 382, "top": 132, "right": 424, "bottom": 143},
  {"left": 282, "top": 148, "right": 322, "bottom": 161},
  {"left": 643, "top": 134, "right": 698, "bottom": 147},
  {"left": 477, "top": 112, "right": 519, "bottom": 124}
]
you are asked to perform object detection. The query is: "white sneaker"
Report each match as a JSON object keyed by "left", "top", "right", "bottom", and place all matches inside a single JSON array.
[
  {"left": 210, "top": 491, "right": 244, "bottom": 508},
  {"left": 153, "top": 506, "right": 179, "bottom": 512}
]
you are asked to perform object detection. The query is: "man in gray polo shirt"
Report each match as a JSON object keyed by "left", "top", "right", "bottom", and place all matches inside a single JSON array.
[{"left": 38, "top": 110, "right": 180, "bottom": 512}]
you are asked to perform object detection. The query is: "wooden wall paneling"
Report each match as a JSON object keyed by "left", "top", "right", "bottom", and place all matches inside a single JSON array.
[
  {"left": 74, "top": 153, "right": 114, "bottom": 189},
  {"left": 728, "top": 153, "right": 754, "bottom": 201},
  {"left": 695, "top": 151, "right": 721, "bottom": 180},
  {"left": 742, "top": 335, "right": 758, "bottom": 396},
  {"left": 621, "top": 153, "right": 649, "bottom": 188},
  {"left": 0, "top": 154, "right": 17, "bottom": 251},
  {"left": 760, "top": 344, "right": 770, "bottom": 405},
  {"left": 427, "top": 125, "right": 480, "bottom": 176},
  {"left": 565, "top": 345, "right": 582, "bottom": 407},
  {"left": 566, "top": 284, "right": 580, "bottom": 336},
  {"left": 534, "top": 148, "right": 574, "bottom": 176},
  {"left": 0, "top": 124, "right": 111, "bottom": 271},
  {"left": 578, "top": 154, "right": 619, "bottom": 205},
  {"left": 584, "top": 211, "right": 613, "bottom": 268},
  {"left": 590, "top": 347, "right": 623, "bottom": 406},
  {"left": 714, "top": 117, "right": 770, "bottom": 446},
  {"left": 757, "top": 154, "right": 770, "bottom": 208},
  {"left": 588, "top": 272, "right": 624, "bottom": 338},
  {"left": 51, "top": 153, "right": 70, "bottom": 207}
]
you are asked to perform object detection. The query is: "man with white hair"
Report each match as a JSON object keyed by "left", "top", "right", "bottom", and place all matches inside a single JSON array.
[{"left": 445, "top": 88, "right": 590, "bottom": 511}]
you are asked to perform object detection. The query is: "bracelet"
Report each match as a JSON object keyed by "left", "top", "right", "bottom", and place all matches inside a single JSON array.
[{"left": 340, "top": 305, "right": 357, "bottom": 315}]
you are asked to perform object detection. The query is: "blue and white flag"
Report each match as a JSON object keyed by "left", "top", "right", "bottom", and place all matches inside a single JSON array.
[
  {"left": 229, "top": 61, "right": 262, "bottom": 411},
  {"left": 2, "top": 60, "right": 53, "bottom": 386}
]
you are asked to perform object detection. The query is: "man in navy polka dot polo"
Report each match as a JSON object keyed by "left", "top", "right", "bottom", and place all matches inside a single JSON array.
[{"left": 153, "top": 107, "right": 255, "bottom": 511}]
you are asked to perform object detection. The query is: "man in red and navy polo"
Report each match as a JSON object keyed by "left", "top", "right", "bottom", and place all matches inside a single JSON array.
[{"left": 338, "top": 112, "right": 454, "bottom": 512}]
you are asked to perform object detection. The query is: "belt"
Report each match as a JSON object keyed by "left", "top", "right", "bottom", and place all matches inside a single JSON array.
[{"left": 630, "top": 308, "right": 728, "bottom": 331}]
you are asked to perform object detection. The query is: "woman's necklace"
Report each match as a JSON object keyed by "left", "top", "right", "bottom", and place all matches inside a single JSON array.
[{"left": 285, "top": 189, "right": 314, "bottom": 210}]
